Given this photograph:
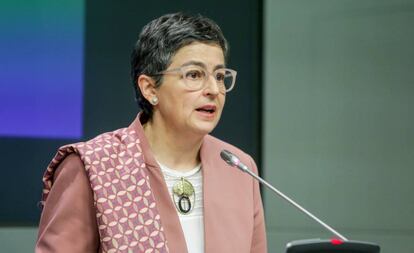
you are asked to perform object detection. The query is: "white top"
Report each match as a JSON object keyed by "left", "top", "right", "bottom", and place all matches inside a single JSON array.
[{"left": 158, "top": 161, "right": 204, "bottom": 253}]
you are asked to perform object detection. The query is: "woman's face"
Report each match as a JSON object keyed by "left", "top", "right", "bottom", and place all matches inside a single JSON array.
[{"left": 153, "top": 42, "right": 226, "bottom": 137}]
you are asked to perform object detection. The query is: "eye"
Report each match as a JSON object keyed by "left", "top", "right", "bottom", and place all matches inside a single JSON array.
[
  {"left": 185, "top": 69, "right": 204, "bottom": 80},
  {"left": 215, "top": 72, "right": 225, "bottom": 82}
]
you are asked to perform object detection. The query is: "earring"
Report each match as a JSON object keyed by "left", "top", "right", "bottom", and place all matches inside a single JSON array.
[{"left": 151, "top": 96, "right": 159, "bottom": 105}]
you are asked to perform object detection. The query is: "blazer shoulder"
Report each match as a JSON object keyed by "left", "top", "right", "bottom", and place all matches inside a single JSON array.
[{"left": 204, "top": 135, "right": 253, "bottom": 163}]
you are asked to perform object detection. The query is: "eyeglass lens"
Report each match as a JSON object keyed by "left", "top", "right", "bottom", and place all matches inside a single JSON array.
[{"left": 182, "top": 67, "right": 235, "bottom": 91}]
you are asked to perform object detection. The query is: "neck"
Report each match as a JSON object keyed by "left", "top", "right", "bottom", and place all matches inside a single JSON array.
[{"left": 143, "top": 118, "right": 203, "bottom": 172}]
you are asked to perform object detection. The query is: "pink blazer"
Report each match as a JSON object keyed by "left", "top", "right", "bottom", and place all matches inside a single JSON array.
[{"left": 36, "top": 116, "right": 267, "bottom": 253}]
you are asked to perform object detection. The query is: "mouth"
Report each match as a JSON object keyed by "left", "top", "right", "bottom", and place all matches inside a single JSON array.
[{"left": 195, "top": 104, "right": 217, "bottom": 115}]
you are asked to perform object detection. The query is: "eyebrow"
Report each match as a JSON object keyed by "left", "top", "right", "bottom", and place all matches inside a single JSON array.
[{"left": 181, "top": 61, "right": 225, "bottom": 71}]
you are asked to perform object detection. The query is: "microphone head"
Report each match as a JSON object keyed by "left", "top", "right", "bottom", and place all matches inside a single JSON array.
[
  {"left": 220, "top": 149, "right": 239, "bottom": 166},
  {"left": 220, "top": 150, "right": 233, "bottom": 165}
]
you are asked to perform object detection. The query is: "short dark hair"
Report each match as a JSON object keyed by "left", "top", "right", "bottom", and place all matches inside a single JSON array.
[{"left": 130, "top": 12, "right": 228, "bottom": 123}]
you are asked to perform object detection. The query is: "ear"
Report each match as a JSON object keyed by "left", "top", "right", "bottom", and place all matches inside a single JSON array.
[{"left": 137, "top": 74, "right": 157, "bottom": 102}]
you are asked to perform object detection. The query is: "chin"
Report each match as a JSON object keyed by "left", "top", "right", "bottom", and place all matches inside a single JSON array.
[{"left": 192, "top": 122, "right": 218, "bottom": 136}]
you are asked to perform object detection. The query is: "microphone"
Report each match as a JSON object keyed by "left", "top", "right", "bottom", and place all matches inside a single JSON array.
[
  {"left": 220, "top": 149, "right": 348, "bottom": 241},
  {"left": 221, "top": 149, "right": 381, "bottom": 252}
]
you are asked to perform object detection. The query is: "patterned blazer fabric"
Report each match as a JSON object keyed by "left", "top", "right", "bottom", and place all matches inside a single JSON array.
[{"left": 41, "top": 128, "right": 169, "bottom": 253}]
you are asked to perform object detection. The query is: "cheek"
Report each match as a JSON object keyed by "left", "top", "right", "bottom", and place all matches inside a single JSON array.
[
  {"left": 179, "top": 95, "right": 196, "bottom": 114},
  {"left": 218, "top": 95, "right": 226, "bottom": 110}
]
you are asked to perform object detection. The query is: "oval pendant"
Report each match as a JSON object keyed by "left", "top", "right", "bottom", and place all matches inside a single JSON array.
[{"left": 172, "top": 177, "right": 195, "bottom": 214}]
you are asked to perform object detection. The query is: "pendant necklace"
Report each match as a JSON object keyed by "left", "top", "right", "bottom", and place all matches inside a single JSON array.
[{"left": 172, "top": 177, "right": 196, "bottom": 214}]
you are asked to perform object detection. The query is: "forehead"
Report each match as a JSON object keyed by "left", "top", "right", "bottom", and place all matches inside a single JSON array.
[{"left": 169, "top": 42, "right": 225, "bottom": 69}]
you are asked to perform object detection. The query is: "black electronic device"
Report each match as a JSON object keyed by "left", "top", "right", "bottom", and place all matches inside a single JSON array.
[{"left": 286, "top": 238, "right": 380, "bottom": 253}]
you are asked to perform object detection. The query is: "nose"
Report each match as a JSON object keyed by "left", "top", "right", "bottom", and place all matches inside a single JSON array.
[{"left": 202, "top": 73, "right": 221, "bottom": 96}]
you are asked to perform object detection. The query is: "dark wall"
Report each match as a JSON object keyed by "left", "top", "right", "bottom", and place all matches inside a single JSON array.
[{"left": 0, "top": 0, "right": 262, "bottom": 224}]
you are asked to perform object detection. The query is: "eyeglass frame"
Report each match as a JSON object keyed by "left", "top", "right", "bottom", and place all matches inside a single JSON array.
[{"left": 149, "top": 65, "right": 237, "bottom": 93}]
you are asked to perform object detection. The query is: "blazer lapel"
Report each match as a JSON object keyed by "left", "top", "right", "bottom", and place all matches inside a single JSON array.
[
  {"left": 129, "top": 116, "right": 188, "bottom": 253},
  {"left": 201, "top": 137, "right": 225, "bottom": 253}
]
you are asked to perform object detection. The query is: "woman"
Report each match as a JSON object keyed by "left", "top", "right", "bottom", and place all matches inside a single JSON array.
[{"left": 36, "top": 13, "right": 267, "bottom": 253}]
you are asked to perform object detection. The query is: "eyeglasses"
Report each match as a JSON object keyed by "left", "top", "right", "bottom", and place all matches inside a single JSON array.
[{"left": 152, "top": 65, "right": 237, "bottom": 93}]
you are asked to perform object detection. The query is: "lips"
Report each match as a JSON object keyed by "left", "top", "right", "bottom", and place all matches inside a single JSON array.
[{"left": 195, "top": 104, "right": 217, "bottom": 114}]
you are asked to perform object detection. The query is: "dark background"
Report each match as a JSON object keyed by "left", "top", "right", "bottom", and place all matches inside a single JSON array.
[{"left": 0, "top": 0, "right": 262, "bottom": 224}]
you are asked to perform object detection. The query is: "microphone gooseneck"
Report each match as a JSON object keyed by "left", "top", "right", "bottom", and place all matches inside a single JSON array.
[{"left": 220, "top": 149, "right": 348, "bottom": 241}]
